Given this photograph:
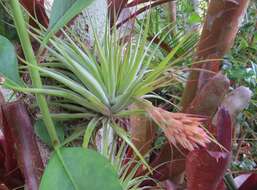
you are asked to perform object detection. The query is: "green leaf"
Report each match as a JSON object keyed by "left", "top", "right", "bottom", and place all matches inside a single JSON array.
[
  {"left": 111, "top": 122, "right": 152, "bottom": 173},
  {"left": 0, "top": 35, "right": 21, "bottom": 85},
  {"left": 40, "top": 148, "right": 122, "bottom": 190},
  {"left": 188, "top": 12, "right": 201, "bottom": 24},
  {"left": 239, "top": 37, "right": 249, "bottom": 48},
  {"left": 60, "top": 127, "right": 85, "bottom": 147},
  {"left": 46, "top": 0, "right": 95, "bottom": 41},
  {"left": 0, "top": 7, "right": 18, "bottom": 41},
  {"left": 35, "top": 119, "right": 65, "bottom": 147},
  {"left": 82, "top": 118, "right": 99, "bottom": 148}
]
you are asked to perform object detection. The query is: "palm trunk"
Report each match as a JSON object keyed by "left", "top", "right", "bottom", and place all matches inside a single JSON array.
[{"left": 181, "top": 0, "right": 250, "bottom": 111}]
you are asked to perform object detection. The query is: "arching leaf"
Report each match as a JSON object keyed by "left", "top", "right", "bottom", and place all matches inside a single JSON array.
[{"left": 46, "top": 0, "right": 95, "bottom": 41}]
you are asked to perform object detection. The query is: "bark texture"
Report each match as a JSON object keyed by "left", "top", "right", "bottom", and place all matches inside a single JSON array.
[
  {"left": 45, "top": 0, "right": 108, "bottom": 45},
  {"left": 70, "top": 0, "right": 108, "bottom": 46},
  {"left": 186, "top": 73, "right": 230, "bottom": 116},
  {"left": 181, "top": 0, "right": 250, "bottom": 111},
  {"left": 166, "top": 1, "right": 176, "bottom": 23}
]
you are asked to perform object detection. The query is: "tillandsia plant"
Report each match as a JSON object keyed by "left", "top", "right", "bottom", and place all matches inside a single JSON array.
[{"left": 14, "top": 10, "right": 210, "bottom": 158}]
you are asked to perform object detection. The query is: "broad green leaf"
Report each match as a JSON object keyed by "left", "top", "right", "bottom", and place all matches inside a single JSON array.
[
  {"left": 40, "top": 148, "right": 122, "bottom": 190},
  {"left": 0, "top": 35, "right": 21, "bottom": 85},
  {"left": 46, "top": 0, "right": 95, "bottom": 41},
  {"left": 35, "top": 119, "right": 65, "bottom": 147},
  {"left": 188, "top": 12, "right": 201, "bottom": 24}
]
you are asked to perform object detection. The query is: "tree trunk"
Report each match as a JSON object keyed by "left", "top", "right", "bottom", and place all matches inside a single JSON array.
[
  {"left": 166, "top": 1, "right": 176, "bottom": 23},
  {"left": 70, "top": 0, "right": 108, "bottom": 46},
  {"left": 181, "top": 0, "right": 250, "bottom": 111},
  {"left": 45, "top": 0, "right": 108, "bottom": 46}
]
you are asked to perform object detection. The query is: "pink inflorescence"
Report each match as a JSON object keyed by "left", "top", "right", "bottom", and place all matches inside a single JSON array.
[{"left": 147, "top": 106, "right": 211, "bottom": 151}]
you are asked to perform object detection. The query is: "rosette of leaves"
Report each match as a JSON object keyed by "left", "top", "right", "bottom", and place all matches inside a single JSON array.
[{"left": 5, "top": 16, "right": 194, "bottom": 156}]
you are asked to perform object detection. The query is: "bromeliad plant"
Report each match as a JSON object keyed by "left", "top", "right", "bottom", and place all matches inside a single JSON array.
[{"left": 12, "top": 9, "right": 207, "bottom": 160}]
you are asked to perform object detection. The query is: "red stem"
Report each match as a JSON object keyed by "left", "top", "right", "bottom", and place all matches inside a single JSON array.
[
  {"left": 126, "top": 0, "right": 160, "bottom": 7},
  {"left": 116, "top": 0, "right": 171, "bottom": 28}
]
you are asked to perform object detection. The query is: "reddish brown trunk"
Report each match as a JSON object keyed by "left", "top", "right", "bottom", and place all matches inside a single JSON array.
[
  {"left": 186, "top": 73, "right": 230, "bottom": 115},
  {"left": 181, "top": 0, "right": 250, "bottom": 111}
]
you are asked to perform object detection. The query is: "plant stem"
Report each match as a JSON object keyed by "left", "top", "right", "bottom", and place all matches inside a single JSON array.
[
  {"left": 9, "top": 0, "right": 60, "bottom": 146},
  {"left": 224, "top": 173, "right": 238, "bottom": 190}
]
